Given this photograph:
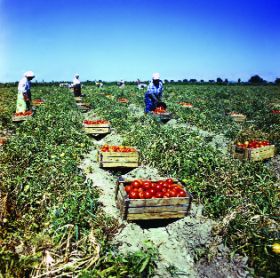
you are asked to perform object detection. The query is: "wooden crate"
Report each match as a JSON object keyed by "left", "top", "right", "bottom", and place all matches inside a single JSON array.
[
  {"left": 118, "top": 98, "right": 129, "bottom": 104},
  {"left": 98, "top": 151, "right": 140, "bottom": 168},
  {"left": 232, "top": 145, "right": 276, "bottom": 161},
  {"left": 229, "top": 113, "right": 246, "bottom": 122},
  {"left": 152, "top": 112, "right": 172, "bottom": 122},
  {"left": 32, "top": 99, "right": 44, "bottom": 106},
  {"left": 270, "top": 101, "right": 280, "bottom": 108},
  {"left": 0, "top": 192, "right": 8, "bottom": 221},
  {"left": 12, "top": 112, "right": 33, "bottom": 122},
  {"left": 74, "top": 97, "right": 83, "bottom": 102},
  {"left": 178, "top": 102, "right": 193, "bottom": 108},
  {"left": 83, "top": 123, "right": 111, "bottom": 135},
  {"left": 0, "top": 137, "right": 8, "bottom": 146},
  {"left": 77, "top": 103, "right": 90, "bottom": 112},
  {"left": 115, "top": 179, "right": 192, "bottom": 221}
]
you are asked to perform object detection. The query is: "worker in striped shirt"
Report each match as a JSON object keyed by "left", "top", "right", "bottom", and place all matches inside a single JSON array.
[{"left": 144, "top": 73, "right": 163, "bottom": 113}]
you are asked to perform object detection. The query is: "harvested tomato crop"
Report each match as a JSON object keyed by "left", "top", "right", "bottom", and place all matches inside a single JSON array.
[
  {"left": 100, "top": 145, "right": 136, "bottom": 152},
  {"left": 153, "top": 106, "right": 166, "bottom": 114},
  {"left": 235, "top": 140, "right": 271, "bottom": 149},
  {"left": 83, "top": 119, "right": 109, "bottom": 125},
  {"left": 15, "top": 111, "right": 33, "bottom": 116},
  {"left": 124, "top": 179, "right": 187, "bottom": 199}
]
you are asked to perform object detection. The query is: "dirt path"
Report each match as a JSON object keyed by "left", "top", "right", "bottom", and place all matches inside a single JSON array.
[{"left": 79, "top": 110, "right": 251, "bottom": 278}]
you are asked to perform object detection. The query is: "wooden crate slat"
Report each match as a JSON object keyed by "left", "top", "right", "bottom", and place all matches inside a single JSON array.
[
  {"left": 230, "top": 114, "right": 246, "bottom": 122},
  {"left": 128, "top": 205, "right": 189, "bottom": 214},
  {"left": 83, "top": 123, "right": 110, "bottom": 128},
  {"left": 127, "top": 211, "right": 187, "bottom": 220},
  {"left": 128, "top": 197, "right": 190, "bottom": 207},
  {"left": 83, "top": 127, "right": 110, "bottom": 134},
  {"left": 101, "top": 152, "right": 139, "bottom": 158},
  {"left": 74, "top": 97, "right": 83, "bottom": 102},
  {"left": 101, "top": 156, "right": 139, "bottom": 162},
  {"left": 101, "top": 162, "right": 139, "bottom": 168}
]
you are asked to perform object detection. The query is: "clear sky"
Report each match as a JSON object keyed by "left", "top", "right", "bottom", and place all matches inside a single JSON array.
[{"left": 0, "top": 0, "right": 279, "bottom": 82}]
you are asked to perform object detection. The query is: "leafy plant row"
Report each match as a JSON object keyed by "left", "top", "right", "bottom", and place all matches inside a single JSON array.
[
  {"left": 84, "top": 84, "right": 280, "bottom": 277},
  {"left": 0, "top": 87, "right": 158, "bottom": 277}
]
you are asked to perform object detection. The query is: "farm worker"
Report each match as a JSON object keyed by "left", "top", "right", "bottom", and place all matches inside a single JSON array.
[
  {"left": 137, "top": 79, "right": 147, "bottom": 89},
  {"left": 72, "top": 74, "right": 82, "bottom": 97},
  {"left": 119, "top": 80, "right": 125, "bottom": 89},
  {"left": 96, "top": 81, "right": 103, "bottom": 88},
  {"left": 144, "top": 72, "right": 163, "bottom": 113},
  {"left": 16, "top": 71, "right": 35, "bottom": 112}
]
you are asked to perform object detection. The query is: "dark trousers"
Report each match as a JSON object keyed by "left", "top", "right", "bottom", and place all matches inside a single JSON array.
[
  {"left": 26, "top": 91, "right": 32, "bottom": 111},
  {"left": 74, "top": 84, "right": 81, "bottom": 97}
]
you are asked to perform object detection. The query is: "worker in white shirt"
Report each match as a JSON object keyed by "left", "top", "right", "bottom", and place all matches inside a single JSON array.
[
  {"left": 72, "top": 74, "right": 82, "bottom": 97},
  {"left": 16, "top": 71, "right": 35, "bottom": 112}
]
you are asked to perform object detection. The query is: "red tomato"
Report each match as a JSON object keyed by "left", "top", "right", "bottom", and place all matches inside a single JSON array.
[
  {"left": 151, "top": 182, "right": 157, "bottom": 189},
  {"left": 169, "top": 190, "right": 177, "bottom": 197},
  {"left": 173, "top": 184, "right": 184, "bottom": 192},
  {"left": 155, "top": 192, "right": 163, "bottom": 198},
  {"left": 157, "top": 180, "right": 164, "bottom": 185},
  {"left": 125, "top": 185, "right": 132, "bottom": 193},
  {"left": 138, "top": 191, "right": 145, "bottom": 199},
  {"left": 143, "top": 181, "right": 152, "bottom": 189},
  {"left": 163, "top": 192, "right": 170, "bottom": 198},
  {"left": 166, "top": 178, "right": 174, "bottom": 185},
  {"left": 162, "top": 188, "right": 168, "bottom": 193},
  {"left": 129, "top": 190, "right": 139, "bottom": 199},
  {"left": 162, "top": 182, "right": 169, "bottom": 188},
  {"left": 155, "top": 184, "right": 162, "bottom": 191},
  {"left": 178, "top": 190, "right": 187, "bottom": 197},
  {"left": 144, "top": 191, "right": 152, "bottom": 199},
  {"left": 148, "top": 188, "right": 156, "bottom": 196},
  {"left": 131, "top": 180, "right": 142, "bottom": 188}
]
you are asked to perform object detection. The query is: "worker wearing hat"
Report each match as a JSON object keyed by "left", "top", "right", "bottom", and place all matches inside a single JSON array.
[
  {"left": 16, "top": 71, "right": 35, "bottom": 112},
  {"left": 72, "top": 73, "right": 82, "bottom": 97},
  {"left": 144, "top": 73, "right": 164, "bottom": 113}
]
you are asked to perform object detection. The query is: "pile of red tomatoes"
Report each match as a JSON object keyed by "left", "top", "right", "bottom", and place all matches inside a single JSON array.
[
  {"left": 83, "top": 119, "right": 109, "bottom": 125},
  {"left": 236, "top": 140, "right": 271, "bottom": 149},
  {"left": 124, "top": 178, "right": 187, "bottom": 199},
  {"left": 100, "top": 145, "right": 136, "bottom": 152}
]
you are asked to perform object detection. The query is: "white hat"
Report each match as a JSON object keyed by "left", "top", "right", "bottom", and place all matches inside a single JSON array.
[
  {"left": 152, "top": 72, "right": 160, "bottom": 80},
  {"left": 75, "top": 73, "right": 79, "bottom": 78},
  {"left": 24, "top": 71, "right": 35, "bottom": 78}
]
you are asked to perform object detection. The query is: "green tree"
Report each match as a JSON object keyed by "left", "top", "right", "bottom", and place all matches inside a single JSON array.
[{"left": 248, "top": 75, "right": 266, "bottom": 84}]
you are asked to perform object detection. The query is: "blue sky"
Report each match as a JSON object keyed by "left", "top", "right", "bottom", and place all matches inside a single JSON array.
[{"left": 0, "top": 0, "right": 280, "bottom": 82}]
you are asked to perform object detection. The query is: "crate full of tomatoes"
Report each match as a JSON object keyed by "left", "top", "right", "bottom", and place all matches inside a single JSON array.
[
  {"left": 98, "top": 145, "right": 140, "bottom": 168},
  {"left": 152, "top": 106, "right": 172, "bottom": 122},
  {"left": 0, "top": 137, "right": 8, "bottom": 147},
  {"left": 77, "top": 102, "right": 91, "bottom": 112},
  {"left": 83, "top": 119, "right": 111, "bottom": 135},
  {"left": 12, "top": 111, "right": 33, "bottom": 122},
  {"left": 118, "top": 98, "right": 129, "bottom": 104},
  {"left": 115, "top": 178, "right": 192, "bottom": 221},
  {"left": 32, "top": 98, "right": 45, "bottom": 106},
  {"left": 228, "top": 112, "right": 246, "bottom": 122},
  {"left": 178, "top": 102, "right": 193, "bottom": 108},
  {"left": 232, "top": 140, "right": 276, "bottom": 161}
]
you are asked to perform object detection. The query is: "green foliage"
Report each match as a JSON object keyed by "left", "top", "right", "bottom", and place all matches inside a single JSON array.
[{"left": 85, "top": 84, "right": 280, "bottom": 277}]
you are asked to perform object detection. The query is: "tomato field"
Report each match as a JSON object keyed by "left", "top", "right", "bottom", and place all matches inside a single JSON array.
[{"left": 0, "top": 83, "right": 279, "bottom": 277}]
